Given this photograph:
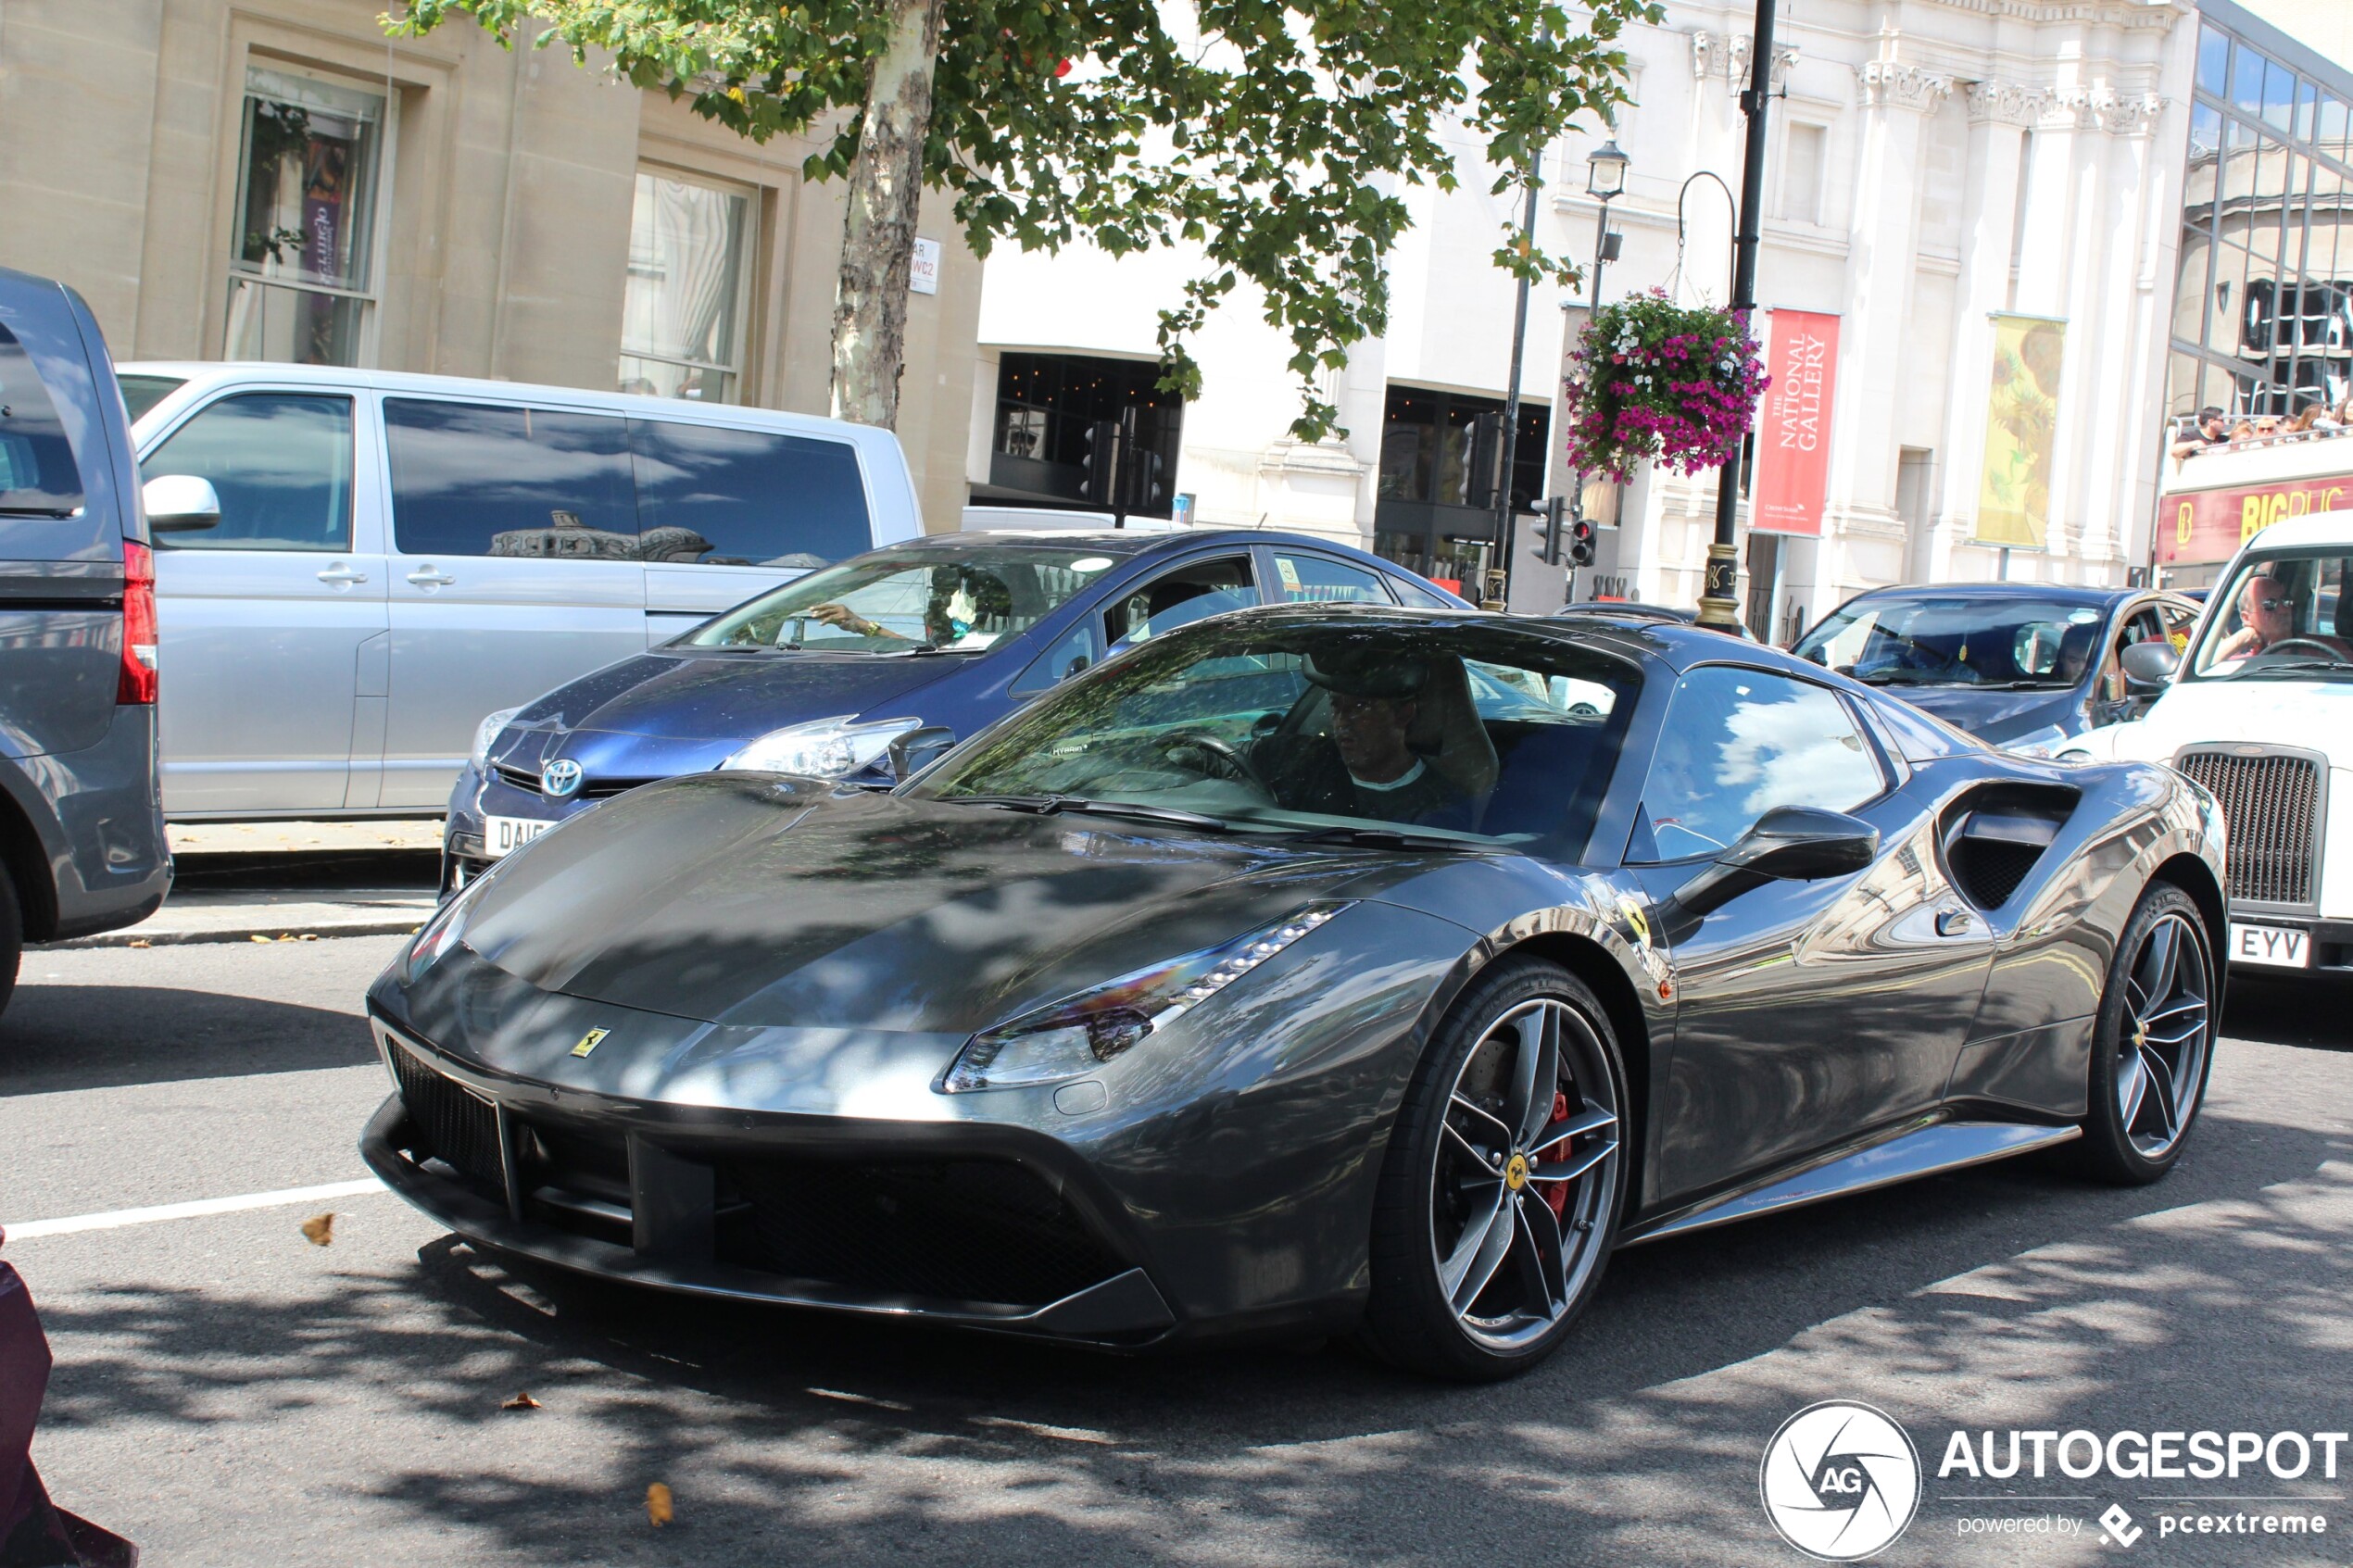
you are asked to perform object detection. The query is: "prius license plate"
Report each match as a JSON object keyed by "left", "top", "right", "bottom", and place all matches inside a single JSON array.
[
  {"left": 484, "top": 814, "right": 555, "bottom": 859},
  {"left": 2229, "top": 922, "right": 2310, "bottom": 969}
]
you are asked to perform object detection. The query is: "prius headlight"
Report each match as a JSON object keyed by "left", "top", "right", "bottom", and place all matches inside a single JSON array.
[
  {"left": 719, "top": 715, "right": 923, "bottom": 778},
  {"left": 401, "top": 873, "right": 493, "bottom": 983},
  {"left": 471, "top": 707, "right": 522, "bottom": 771},
  {"left": 940, "top": 904, "right": 1350, "bottom": 1093}
]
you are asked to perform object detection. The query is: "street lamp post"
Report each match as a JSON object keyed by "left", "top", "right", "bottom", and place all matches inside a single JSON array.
[
  {"left": 1586, "top": 137, "right": 1629, "bottom": 311},
  {"left": 1696, "top": 0, "right": 1780, "bottom": 632}
]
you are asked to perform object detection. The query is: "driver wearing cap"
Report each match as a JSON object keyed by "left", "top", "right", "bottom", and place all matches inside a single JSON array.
[{"left": 1261, "top": 648, "right": 1468, "bottom": 826}]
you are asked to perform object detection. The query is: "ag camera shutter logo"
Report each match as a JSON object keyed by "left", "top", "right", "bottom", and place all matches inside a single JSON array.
[{"left": 1760, "top": 1401, "right": 1922, "bottom": 1561}]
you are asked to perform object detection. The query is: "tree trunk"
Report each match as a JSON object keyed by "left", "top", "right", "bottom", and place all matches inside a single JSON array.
[{"left": 831, "top": 0, "right": 946, "bottom": 429}]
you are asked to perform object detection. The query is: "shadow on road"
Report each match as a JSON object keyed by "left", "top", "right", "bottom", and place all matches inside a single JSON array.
[
  {"left": 0, "top": 985, "right": 376, "bottom": 1095},
  {"left": 2221, "top": 970, "right": 2353, "bottom": 1050}
]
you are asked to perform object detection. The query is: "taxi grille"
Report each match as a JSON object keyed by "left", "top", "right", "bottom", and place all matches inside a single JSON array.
[
  {"left": 719, "top": 1158, "right": 1122, "bottom": 1309},
  {"left": 2176, "top": 749, "right": 2323, "bottom": 907},
  {"left": 388, "top": 1043, "right": 504, "bottom": 1192}
]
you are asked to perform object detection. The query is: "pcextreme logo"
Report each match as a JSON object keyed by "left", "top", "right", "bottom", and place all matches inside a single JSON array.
[{"left": 1760, "top": 1401, "right": 1923, "bottom": 1561}]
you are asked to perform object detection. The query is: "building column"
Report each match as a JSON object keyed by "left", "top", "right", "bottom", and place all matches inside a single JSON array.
[
  {"left": 1929, "top": 82, "right": 2037, "bottom": 582},
  {"left": 1801, "top": 53, "right": 1950, "bottom": 618},
  {"left": 2075, "top": 91, "right": 2167, "bottom": 574}
]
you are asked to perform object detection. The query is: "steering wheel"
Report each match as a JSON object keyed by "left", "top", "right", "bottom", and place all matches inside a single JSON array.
[
  {"left": 1164, "top": 731, "right": 1268, "bottom": 792},
  {"left": 2257, "top": 637, "right": 2346, "bottom": 661}
]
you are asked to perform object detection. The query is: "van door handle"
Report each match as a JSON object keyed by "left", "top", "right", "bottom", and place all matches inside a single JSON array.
[
  {"left": 316, "top": 566, "right": 369, "bottom": 584},
  {"left": 407, "top": 567, "right": 456, "bottom": 587}
]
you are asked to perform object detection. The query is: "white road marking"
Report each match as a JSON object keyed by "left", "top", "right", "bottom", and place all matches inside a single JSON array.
[{"left": 3, "top": 1178, "right": 388, "bottom": 1240}]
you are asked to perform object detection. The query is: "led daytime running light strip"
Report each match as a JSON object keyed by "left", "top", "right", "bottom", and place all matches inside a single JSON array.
[{"left": 1152, "top": 906, "right": 1340, "bottom": 1030}]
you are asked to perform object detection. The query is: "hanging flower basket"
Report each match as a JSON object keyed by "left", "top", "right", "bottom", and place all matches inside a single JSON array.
[{"left": 1564, "top": 290, "right": 1770, "bottom": 483}]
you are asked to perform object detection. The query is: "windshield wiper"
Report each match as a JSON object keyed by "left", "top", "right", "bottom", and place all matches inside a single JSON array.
[
  {"left": 1996, "top": 680, "right": 2070, "bottom": 690},
  {"left": 1279, "top": 824, "right": 1477, "bottom": 853},
  {"left": 947, "top": 794, "right": 1237, "bottom": 832}
]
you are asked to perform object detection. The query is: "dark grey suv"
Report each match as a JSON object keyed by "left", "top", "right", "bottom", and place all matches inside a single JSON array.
[{"left": 0, "top": 267, "right": 170, "bottom": 1015}]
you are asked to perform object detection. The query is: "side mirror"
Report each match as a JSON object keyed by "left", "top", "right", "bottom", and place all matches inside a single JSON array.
[
  {"left": 887, "top": 726, "right": 958, "bottom": 782},
  {"left": 142, "top": 473, "right": 220, "bottom": 533},
  {"left": 1658, "top": 806, "right": 1879, "bottom": 935},
  {"left": 2120, "top": 641, "right": 2179, "bottom": 692}
]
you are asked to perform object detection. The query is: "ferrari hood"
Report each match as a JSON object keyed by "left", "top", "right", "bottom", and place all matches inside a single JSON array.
[
  {"left": 451, "top": 774, "right": 1416, "bottom": 1032},
  {"left": 515, "top": 648, "right": 973, "bottom": 741}
]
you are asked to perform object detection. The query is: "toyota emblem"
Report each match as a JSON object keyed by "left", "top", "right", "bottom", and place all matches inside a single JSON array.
[{"left": 540, "top": 758, "right": 584, "bottom": 798}]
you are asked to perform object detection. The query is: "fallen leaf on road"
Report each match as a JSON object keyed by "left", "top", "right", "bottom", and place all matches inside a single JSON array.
[
  {"left": 300, "top": 1212, "right": 334, "bottom": 1247},
  {"left": 297, "top": 933, "right": 319, "bottom": 941},
  {"left": 646, "top": 1483, "right": 673, "bottom": 1527},
  {"left": 249, "top": 935, "right": 272, "bottom": 944},
  {"left": 501, "top": 1391, "right": 542, "bottom": 1411},
  {"left": 128, "top": 939, "right": 150, "bottom": 948}
]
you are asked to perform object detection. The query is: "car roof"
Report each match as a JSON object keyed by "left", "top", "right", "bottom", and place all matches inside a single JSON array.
[
  {"left": 2240, "top": 508, "right": 2353, "bottom": 554},
  {"left": 1837, "top": 581, "right": 2133, "bottom": 607}
]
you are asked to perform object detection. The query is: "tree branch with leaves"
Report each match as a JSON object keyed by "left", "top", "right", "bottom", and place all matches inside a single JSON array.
[{"left": 389, "top": 0, "right": 1657, "bottom": 437}]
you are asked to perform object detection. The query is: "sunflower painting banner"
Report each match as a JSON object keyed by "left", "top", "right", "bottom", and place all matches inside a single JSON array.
[{"left": 1975, "top": 313, "right": 2065, "bottom": 549}]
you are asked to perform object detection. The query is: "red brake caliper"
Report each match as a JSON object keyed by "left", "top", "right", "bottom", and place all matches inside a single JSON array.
[{"left": 1542, "top": 1090, "right": 1572, "bottom": 1218}]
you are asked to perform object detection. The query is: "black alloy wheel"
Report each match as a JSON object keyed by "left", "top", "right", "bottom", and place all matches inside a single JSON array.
[
  {"left": 2079, "top": 881, "right": 2216, "bottom": 1185},
  {"left": 1364, "top": 957, "right": 1628, "bottom": 1379}
]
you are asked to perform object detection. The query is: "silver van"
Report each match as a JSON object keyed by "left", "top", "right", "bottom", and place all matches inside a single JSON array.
[{"left": 119, "top": 366, "right": 924, "bottom": 819}]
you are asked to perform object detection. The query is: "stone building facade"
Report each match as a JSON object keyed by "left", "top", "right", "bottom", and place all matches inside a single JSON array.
[{"left": 0, "top": 0, "right": 985, "bottom": 527}]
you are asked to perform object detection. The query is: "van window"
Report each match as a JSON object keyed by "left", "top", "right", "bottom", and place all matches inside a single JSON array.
[
  {"left": 629, "top": 419, "right": 870, "bottom": 568},
  {"left": 384, "top": 398, "right": 636, "bottom": 558},
  {"left": 0, "top": 322, "right": 85, "bottom": 516},
  {"left": 141, "top": 393, "right": 353, "bottom": 551}
]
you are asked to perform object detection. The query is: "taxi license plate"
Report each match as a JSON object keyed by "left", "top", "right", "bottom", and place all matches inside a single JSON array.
[
  {"left": 484, "top": 814, "right": 555, "bottom": 859},
  {"left": 2229, "top": 922, "right": 2310, "bottom": 969}
]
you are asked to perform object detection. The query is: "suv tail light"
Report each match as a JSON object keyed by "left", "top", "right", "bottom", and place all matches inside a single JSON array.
[{"left": 118, "top": 538, "right": 157, "bottom": 705}]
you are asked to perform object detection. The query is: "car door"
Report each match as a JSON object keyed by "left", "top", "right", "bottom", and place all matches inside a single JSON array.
[
  {"left": 140, "top": 386, "right": 386, "bottom": 815},
  {"left": 380, "top": 395, "right": 647, "bottom": 809},
  {"left": 2089, "top": 601, "right": 2172, "bottom": 728},
  {"left": 632, "top": 416, "right": 876, "bottom": 644},
  {"left": 1254, "top": 545, "right": 1396, "bottom": 608},
  {"left": 1622, "top": 664, "right": 1996, "bottom": 1203},
  {"left": 1101, "top": 552, "right": 1263, "bottom": 648}
]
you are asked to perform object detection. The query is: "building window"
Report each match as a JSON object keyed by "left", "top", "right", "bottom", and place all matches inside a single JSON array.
[
  {"left": 982, "top": 353, "right": 1184, "bottom": 517},
  {"left": 1774, "top": 124, "right": 1827, "bottom": 224},
  {"left": 2166, "top": 15, "right": 2353, "bottom": 422},
  {"left": 619, "top": 170, "right": 754, "bottom": 403},
  {"left": 1377, "top": 385, "right": 1547, "bottom": 512},
  {"left": 224, "top": 67, "right": 387, "bottom": 367}
]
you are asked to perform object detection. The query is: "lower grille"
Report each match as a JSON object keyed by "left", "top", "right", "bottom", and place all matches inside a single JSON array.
[
  {"left": 493, "top": 763, "right": 650, "bottom": 800},
  {"left": 2177, "top": 748, "right": 2322, "bottom": 906},
  {"left": 719, "top": 1158, "right": 1122, "bottom": 1309},
  {"left": 388, "top": 1043, "right": 504, "bottom": 1192}
]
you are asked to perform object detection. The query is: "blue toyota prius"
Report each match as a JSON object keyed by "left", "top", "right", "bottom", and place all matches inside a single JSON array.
[{"left": 443, "top": 527, "right": 1466, "bottom": 890}]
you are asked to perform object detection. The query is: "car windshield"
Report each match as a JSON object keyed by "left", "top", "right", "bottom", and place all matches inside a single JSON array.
[
  {"left": 683, "top": 543, "right": 1126, "bottom": 654},
  {"left": 910, "top": 618, "right": 1642, "bottom": 853},
  {"left": 2186, "top": 549, "right": 2353, "bottom": 680},
  {"left": 1793, "top": 595, "right": 2107, "bottom": 688}
]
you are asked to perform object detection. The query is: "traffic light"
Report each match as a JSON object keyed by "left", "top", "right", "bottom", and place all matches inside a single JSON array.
[
  {"left": 1537, "top": 495, "right": 1568, "bottom": 565},
  {"left": 1569, "top": 513, "right": 1597, "bottom": 568},
  {"left": 1079, "top": 419, "right": 1123, "bottom": 508},
  {"left": 1465, "top": 413, "right": 1506, "bottom": 510}
]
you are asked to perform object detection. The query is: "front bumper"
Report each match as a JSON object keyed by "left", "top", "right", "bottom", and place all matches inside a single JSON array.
[{"left": 361, "top": 1018, "right": 1180, "bottom": 1343}]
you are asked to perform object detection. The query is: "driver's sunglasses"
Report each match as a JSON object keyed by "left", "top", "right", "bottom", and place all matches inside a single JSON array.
[{"left": 2252, "top": 596, "right": 2293, "bottom": 612}]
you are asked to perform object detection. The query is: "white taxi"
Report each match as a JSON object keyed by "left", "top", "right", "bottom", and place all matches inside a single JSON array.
[{"left": 2072, "top": 511, "right": 2353, "bottom": 976}]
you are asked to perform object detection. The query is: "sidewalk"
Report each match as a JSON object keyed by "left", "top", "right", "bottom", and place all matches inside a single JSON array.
[{"left": 40, "top": 821, "right": 442, "bottom": 948}]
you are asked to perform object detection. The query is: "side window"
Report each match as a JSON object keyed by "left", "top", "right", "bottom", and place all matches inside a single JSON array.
[
  {"left": 2160, "top": 601, "right": 2198, "bottom": 652},
  {"left": 1389, "top": 575, "right": 1459, "bottom": 609},
  {"left": 1269, "top": 550, "right": 1391, "bottom": 605},
  {"left": 140, "top": 393, "right": 353, "bottom": 552},
  {"left": 1104, "top": 555, "right": 1257, "bottom": 646},
  {"left": 1631, "top": 666, "right": 1885, "bottom": 861},
  {"left": 629, "top": 420, "right": 871, "bottom": 570},
  {"left": 2100, "top": 608, "right": 2166, "bottom": 701},
  {"left": 1010, "top": 620, "right": 1099, "bottom": 696},
  {"left": 384, "top": 399, "right": 635, "bottom": 559},
  {"left": 0, "top": 321, "right": 85, "bottom": 515}
]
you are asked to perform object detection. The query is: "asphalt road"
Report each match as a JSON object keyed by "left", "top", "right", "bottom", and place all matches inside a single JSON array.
[{"left": 4, "top": 936, "right": 2350, "bottom": 1566}]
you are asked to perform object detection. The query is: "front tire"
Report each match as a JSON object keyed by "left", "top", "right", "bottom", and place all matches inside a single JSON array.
[
  {"left": 0, "top": 870, "right": 20, "bottom": 1022},
  {"left": 2078, "top": 882, "right": 2216, "bottom": 1185},
  {"left": 1363, "top": 957, "right": 1629, "bottom": 1380}
]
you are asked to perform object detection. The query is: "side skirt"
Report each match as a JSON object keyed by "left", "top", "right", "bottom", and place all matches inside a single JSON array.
[{"left": 1619, "top": 1115, "right": 2082, "bottom": 1246}]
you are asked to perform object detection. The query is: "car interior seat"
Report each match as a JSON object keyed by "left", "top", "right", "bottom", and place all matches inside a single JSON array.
[{"left": 1405, "top": 657, "right": 1501, "bottom": 798}]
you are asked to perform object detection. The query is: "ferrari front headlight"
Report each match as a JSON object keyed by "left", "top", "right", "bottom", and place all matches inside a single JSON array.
[
  {"left": 940, "top": 904, "right": 1350, "bottom": 1093},
  {"left": 719, "top": 715, "right": 923, "bottom": 778}
]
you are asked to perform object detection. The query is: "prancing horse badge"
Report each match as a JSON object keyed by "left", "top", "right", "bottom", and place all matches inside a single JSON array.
[{"left": 570, "top": 1028, "right": 610, "bottom": 1059}]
